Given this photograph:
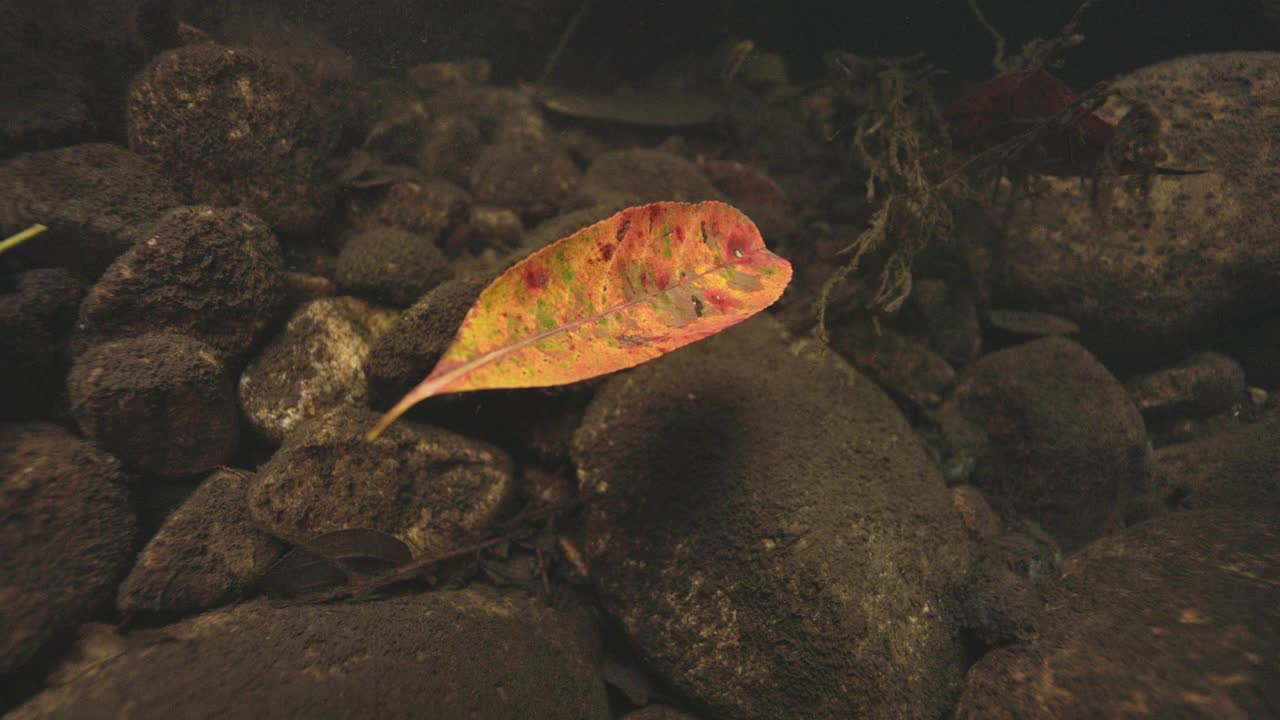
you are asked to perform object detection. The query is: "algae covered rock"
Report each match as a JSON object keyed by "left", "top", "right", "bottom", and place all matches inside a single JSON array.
[
  {"left": 73, "top": 205, "right": 285, "bottom": 366},
  {"left": 10, "top": 587, "right": 610, "bottom": 720},
  {"left": 935, "top": 337, "right": 1152, "bottom": 551},
  {"left": 248, "top": 404, "right": 514, "bottom": 558},
  {"left": 336, "top": 226, "right": 453, "bottom": 307},
  {"left": 127, "top": 42, "right": 346, "bottom": 234},
  {"left": 68, "top": 332, "right": 240, "bottom": 477},
  {"left": 0, "top": 143, "right": 185, "bottom": 275},
  {"left": 117, "top": 468, "right": 282, "bottom": 614},
  {"left": 572, "top": 316, "right": 972, "bottom": 720},
  {"left": 0, "top": 422, "right": 135, "bottom": 673},
  {"left": 956, "top": 508, "right": 1280, "bottom": 719},
  {"left": 996, "top": 52, "right": 1280, "bottom": 364}
]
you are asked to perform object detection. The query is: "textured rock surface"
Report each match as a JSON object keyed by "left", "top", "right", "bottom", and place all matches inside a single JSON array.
[
  {"left": 936, "top": 337, "right": 1152, "bottom": 551},
  {"left": 576, "top": 148, "right": 725, "bottom": 207},
  {"left": 117, "top": 469, "right": 283, "bottom": 614},
  {"left": 573, "top": 316, "right": 971, "bottom": 720},
  {"left": 1125, "top": 351, "right": 1247, "bottom": 421},
  {"left": 0, "top": 423, "right": 134, "bottom": 673},
  {"left": 68, "top": 333, "right": 240, "bottom": 477},
  {"left": 0, "top": 143, "right": 185, "bottom": 275},
  {"left": 127, "top": 43, "right": 347, "bottom": 234},
  {"left": 0, "top": 269, "right": 86, "bottom": 420},
  {"left": 11, "top": 587, "right": 610, "bottom": 720},
  {"left": 995, "top": 52, "right": 1280, "bottom": 365},
  {"left": 1153, "top": 409, "right": 1280, "bottom": 511},
  {"left": 348, "top": 179, "right": 471, "bottom": 240},
  {"left": 73, "top": 205, "right": 285, "bottom": 366},
  {"left": 469, "top": 137, "right": 580, "bottom": 220},
  {"left": 248, "top": 404, "right": 514, "bottom": 557},
  {"left": 239, "top": 297, "right": 398, "bottom": 443},
  {"left": 956, "top": 508, "right": 1280, "bottom": 719},
  {"left": 336, "top": 226, "right": 453, "bottom": 306}
]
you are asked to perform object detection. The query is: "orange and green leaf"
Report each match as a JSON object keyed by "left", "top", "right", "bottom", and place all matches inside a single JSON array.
[{"left": 367, "top": 201, "right": 792, "bottom": 439}]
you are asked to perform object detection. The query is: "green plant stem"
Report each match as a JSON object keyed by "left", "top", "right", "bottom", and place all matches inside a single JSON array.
[{"left": 0, "top": 224, "right": 48, "bottom": 255}]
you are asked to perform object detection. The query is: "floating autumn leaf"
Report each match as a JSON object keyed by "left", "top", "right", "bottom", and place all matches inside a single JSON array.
[{"left": 367, "top": 201, "right": 791, "bottom": 439}]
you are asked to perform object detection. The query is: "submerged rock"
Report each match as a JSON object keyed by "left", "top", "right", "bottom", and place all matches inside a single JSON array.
[
  {"left": 336, "top": 226, "right": 453, "bottom": 307},
  {"left": 11, "top": 587, "right": 610, "bottom": 720},
  {"left": 239, "top": 297, "right": 398, "bottom": 444},
  {"left": 248, "top": 404, "right": 514, "bottom": 558},
  {"left": 68, "top": 333, "right": 240, "bottom": 477},
  {"left": 73, "top": 205, "right": 285, "bottom": 366},
  {"left": 576, "top": 148, "right": 725, "bottom": 207},
  {"left": 0, "top": 269, "right": 86, "bottom": 420},
  {"left": 937, "top": 337, "right": 1152, "bottom": 551},
  {"left": 0, "top": 143, "right": 185, "bottom": 275},
  {"left": 127, "top": 42, "right": 346, "bottom": 234},
  {"left": 0, "top": 423, "right": 134, "bottom": 673},
  {"left": 469, "top": 137, "right": 581, "bottom": 221},
  {"left": 1153, "top": 408, "right": 1280, "bottom": 511},
  {"left": 995, "top": 52, "right": 1280, "bottom": 365},
  {"left": 1125, "top": 351, "right": 1247, "bottom": 421},
  {"left": 118, "top": 469, "right": 283, "bottom": 614},
  {"left": 573, "top": 316, "right": 971, "bottom": 720},
  {"left": 956, "top": 508, "right": 1280, "bottom": 719},
  {"left": 347, "top": 179, "right": 471, "bottom": 241}
]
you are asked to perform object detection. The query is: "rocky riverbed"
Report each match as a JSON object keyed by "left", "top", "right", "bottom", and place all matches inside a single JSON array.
[{"left": 2, "top": 2, "right": 1278, "bottom": 718}]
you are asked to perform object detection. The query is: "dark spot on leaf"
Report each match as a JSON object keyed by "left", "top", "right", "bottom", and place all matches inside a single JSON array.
[
  {"left": 616, "top": 220, "right": 630, "bottom": 243},
  {"left": 598, "top": 242, "right": 615, "bottom": 261},
  {"left": 691, "top": 295, "right": 704, "bottom": 317},
  {"left": 700, "top": 221, "right": 710, "bottom": 245},
  {"left": 522, "top": 263, "right": 550, "bottom": 289}
]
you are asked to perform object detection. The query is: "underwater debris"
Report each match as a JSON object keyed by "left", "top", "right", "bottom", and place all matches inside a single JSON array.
[
  {"left": 815, "top": 52, "right": 956, "bottom": 337},
  {"left": 534, "top": 87, "right": 721, "bottom": 127}
]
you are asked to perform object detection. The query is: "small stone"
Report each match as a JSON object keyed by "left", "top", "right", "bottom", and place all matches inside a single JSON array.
[
  {"left": 416, "top": 114, "right": 483, "bottom": 186},
  {"left": 348, "top": 178, "right": 471, "bottom": 240},
  {"left": 127, "top": 42, "right": 346, "bottom": 234},
  {"left": 936, "top": 337, "right": 1151, "bottom": 551},
  {"left": 248, "top": 404, "right": 514, "bottom": 558},
  {"left": 239, "top": 297, "right": 398, "bottom": 443},
  {"left": 576, "top": 148, "right": 724, "bottom": 207},
  {"left": 0, "top": 86, "right": 94, "bottom": 156},
  {"left": 984, "top": 308, "right": 1080, "bottom": 342},
  {"left": 956, "top": 509, "right": 1280, "bottom": 719},
  {"left": 0, "top": 422, "right": 135, "bottom": 673},
  {"left": 73, "top": 205, "right": 286, "bottom": 366},
  {"left": 336, "top": 226, "right": 453, "bottom": 307},
  {"left": 469, "top": 138, "right": 581, "bottom": 220},
  {"left": 827, "top": 320, "right": 955, "bottom": 409},
  {"left": 68, "top": 333, "right": 240, "bottom": 477},
  {"left": 117, "top": 469, "right": 283, "bottom": 614},
  {"left": 1153, "top": 408, "right": 1280, "bottom": 511},
  {"left": 464, "top": 204, "right": 524, "bottom": 251},
  {"left": 1125, "top": 351, "right": 1247, "bottom": 420},
  {"left": 0, "top": 143, "right": 185, "bottom": 275},
  {"left": 10, "top": 587, "right": 609, "bottom": 719}
]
